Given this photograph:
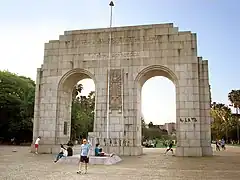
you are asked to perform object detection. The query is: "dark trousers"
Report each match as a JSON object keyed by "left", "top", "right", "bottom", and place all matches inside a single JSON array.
[{"left": 55, "top": 153, "right": 64, "bottom": 162}]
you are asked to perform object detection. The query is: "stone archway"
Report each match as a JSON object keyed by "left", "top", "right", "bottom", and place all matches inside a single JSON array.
[
  {"left": 134, "top": 65, "right": 179, "bottom": 153},
  {"left": 134, "top": 65, "right": 212, "bottom": 156},
  {"left": 55, "top": 68, "right": 97, "bottom": 144},
  {"left": 32, "top": 23, "right": 212, "bottom": 156}
]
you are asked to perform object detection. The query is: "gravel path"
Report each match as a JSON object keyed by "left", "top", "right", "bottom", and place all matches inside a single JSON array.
[{"left": 0, "top": 145, "right": 240, "bottom": 180}]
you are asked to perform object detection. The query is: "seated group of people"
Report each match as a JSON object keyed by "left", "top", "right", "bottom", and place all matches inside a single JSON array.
[
  {"left": 54, "top": 142, "right": 113, "bottom": 163},
  {"left": 54, "top": 142, "right": 73, "bottom": 163}
]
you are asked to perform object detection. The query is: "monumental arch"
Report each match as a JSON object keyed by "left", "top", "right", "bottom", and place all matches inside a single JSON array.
[{"left": 32, "top": 23, "right": 213, "bottom": 156}]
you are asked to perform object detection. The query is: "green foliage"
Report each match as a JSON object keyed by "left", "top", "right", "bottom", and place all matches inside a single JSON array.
[
  {"left": 70, "top": 84, "right": 95, "bottom": 140},
  {"left": 228, "top": 90, "right": 240, "bottom": 108},
  {"left": 141, "top": 118, "right": 169, "bottom": 141},
  {"left": 211, "top": 91, "right": 240, "bottom": 142},
  {"left": 0, "top": 71, "right": 35, "bottom": 143},
  {"left": 211, "top": 103, "right": 232, "bottom": 139}
]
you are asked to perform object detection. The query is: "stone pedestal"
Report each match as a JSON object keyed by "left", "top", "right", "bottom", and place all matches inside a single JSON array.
[
  {"left": 201, "top": 146, "right": 213, "bottom": 156},
  {"left": 58, "top": 154, "right": 122, "bottom": 165},
  {"left": 101, "top": 146, "right": 143, "bottom": 156},
  {"left": 176, "top": 146, "right": 212, "bottom": 157}
]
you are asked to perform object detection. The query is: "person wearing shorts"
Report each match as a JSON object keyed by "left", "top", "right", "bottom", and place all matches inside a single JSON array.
[
  {"left": 164, "top": 140, "right": 174, "bottom": 155},
  {"left": 77, "top": 139, "right": 90, "bottom": 174},
  {"left": 34, "top": 136, "right": 41, "bottom": 154},
  {"left": 221, "top": 139, "right": 226, "bottom": 150}
]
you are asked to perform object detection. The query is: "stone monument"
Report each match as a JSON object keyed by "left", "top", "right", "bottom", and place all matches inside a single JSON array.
[{"left": 32, "top": 23, "right": 213, "bottom": 156}]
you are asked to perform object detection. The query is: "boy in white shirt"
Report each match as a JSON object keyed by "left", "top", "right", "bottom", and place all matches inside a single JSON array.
[{"left": 34, "top": 136, "right": 41, "bottom": 154}]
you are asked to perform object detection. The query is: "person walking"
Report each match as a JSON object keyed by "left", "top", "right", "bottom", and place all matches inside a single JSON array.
[
  {"left": 34, "top": 136, "right": 41, "bottom": 154},
  {"left": 164, "top": 140, "right": 174, "bottom": 155},
  {"left": 215, "top": 139, "right": 220, "bottom": 151},
  {"left": 77, "top": 139, "right": 91, "bottom": 174},
  {"left": 221, "top": 138, "right": 226, "bottom": 150}
]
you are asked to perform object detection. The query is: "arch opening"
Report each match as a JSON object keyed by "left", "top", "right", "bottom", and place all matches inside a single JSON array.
[
  {"left": 56, "top": 69, "right": 96, "bottom": 144},
  {"left": 135, "top": 65, "right": 179, "bottom": 148}
]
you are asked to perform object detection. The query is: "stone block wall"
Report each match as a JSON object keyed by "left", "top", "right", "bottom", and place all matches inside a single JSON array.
[{"left": 32, "top": 23, "right": 212, "bottom": 156}]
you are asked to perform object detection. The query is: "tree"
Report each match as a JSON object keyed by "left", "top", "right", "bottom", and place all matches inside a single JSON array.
[
  {"left": 211, "top": 102, "right": 232, "bottom": 140},
  {"left": 71, "top": 84, "right": 95, "bottom": 140},
  {"left": 228, "top": 90, "right": 240, "bottom": 109},
  {"left": 228, "top": 90, "right": 240, "bottom": 143},
  {"left": 0, "top": 71, "right": 35, "bottom": 143},
  {"left": 148, "top": 121, "right": 154, "bottom": 128},
  {"left": 141, "top": 118, "right": 168, "bottom": 141}
]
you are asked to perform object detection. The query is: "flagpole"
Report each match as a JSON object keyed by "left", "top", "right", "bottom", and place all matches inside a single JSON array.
[{"left": 106, "top": 1, "right": 114, "bottom": 139}]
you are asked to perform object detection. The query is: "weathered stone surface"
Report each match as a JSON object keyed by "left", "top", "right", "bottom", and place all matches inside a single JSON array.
[
  {"left": 109, "top": 69, "right": 122, "bottom": 110},
  {"left": 32, "top": 23, "right": 212, "bottom": 157},
  {"left": 58, "top": 154, "right": 122, "bottom": 165}
]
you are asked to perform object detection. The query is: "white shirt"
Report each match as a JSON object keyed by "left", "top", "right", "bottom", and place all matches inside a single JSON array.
[
  {"left": 60, "top": 147, "right": 64, "bottom": 153},
  {"left": 63, "top": 149, "right": 68, "bottom": 156},
  {"left": 35, "top": 138, "right": 40, "bottom": 145}
]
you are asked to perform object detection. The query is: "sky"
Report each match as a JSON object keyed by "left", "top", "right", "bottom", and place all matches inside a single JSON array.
[{"left": 0, "top": 0, "right": 239, "bottom": 124}]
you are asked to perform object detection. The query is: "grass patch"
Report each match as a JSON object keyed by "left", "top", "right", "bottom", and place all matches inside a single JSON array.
[{"left": 155, "top": 143, "right": 176, "bottom": 148}]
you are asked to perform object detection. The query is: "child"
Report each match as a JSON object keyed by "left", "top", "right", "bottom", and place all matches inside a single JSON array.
[
  {"left": 54, "top": 144, "right": 67, "bottom": 163},
  {"left": 34, "top": 136, "right": 41, "bottom": 154}
]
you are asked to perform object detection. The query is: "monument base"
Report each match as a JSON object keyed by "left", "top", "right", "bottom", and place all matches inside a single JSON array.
[
  {"left": 30, "top": 144, "right": 143, "bottom": 156},
  {"left": 58, "top": 154, "right": 122, "bottom": 165},
  {"left": 201, "top": 146, "right": 213, "bottom": 156},
  {"left": 175, "top": 146, "right": 213, "bottom": 157},
  {"left": 100, "top": 146, "right": 143, "bottom": 156}
]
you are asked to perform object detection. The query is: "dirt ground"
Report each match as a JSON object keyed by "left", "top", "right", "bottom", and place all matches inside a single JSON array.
[{"left": 0, "top": 145, "right": 240, "bottom": 180}]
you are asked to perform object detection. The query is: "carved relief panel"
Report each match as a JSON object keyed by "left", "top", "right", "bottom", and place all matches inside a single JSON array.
[{"left": 109, "top": 69, "right": 122, "bottom": 110}]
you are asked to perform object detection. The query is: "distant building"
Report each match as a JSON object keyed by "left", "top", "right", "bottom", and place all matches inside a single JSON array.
[
  {"left": 144, "top": 122, "right": 176, "bottom": 135},
  {"left": 164, "top": 123, "right": 176, "bottom": 135},
  {"left": 153, "top": 122, "right": 176, "bottom": 135}
]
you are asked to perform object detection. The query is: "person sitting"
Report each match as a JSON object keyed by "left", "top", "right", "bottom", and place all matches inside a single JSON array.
[
  {"left": 54, "top": 144, "right": 67, "bottom": 163},
  {"left": 67, "top": 146, "right": 73, "bottom": 156},
  {"left": 67, "top": 140, "right": 74, "bottom": 147},
  {"left": 94, "top": 143, "right": 114, "bottom": 157}
]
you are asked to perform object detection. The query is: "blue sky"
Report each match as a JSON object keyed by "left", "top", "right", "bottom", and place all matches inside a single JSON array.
[{"left": 0, "top": 0, "right": 239, "bottom": 124}]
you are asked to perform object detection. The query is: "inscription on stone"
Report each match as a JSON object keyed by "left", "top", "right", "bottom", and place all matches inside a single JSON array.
[
  {"left": 84, "top": 51, "right": 140, "bottom": 60},
  {"left": 72, "top": 35, "right": 164, "bottom": 47},
  {"left": 180, "top": 117, "right": 197, "bottom": 123},
  {"left": 109, "top": 69, "right": 122, "bottom": 110}
]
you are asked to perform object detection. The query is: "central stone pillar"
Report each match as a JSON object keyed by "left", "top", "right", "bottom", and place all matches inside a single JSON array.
[{"left": 95, "top": 69, "right": 142, "bottom": 156}]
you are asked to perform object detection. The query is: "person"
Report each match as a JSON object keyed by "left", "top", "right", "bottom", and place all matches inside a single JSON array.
[
  {"left": 164, "top": 140, "right": 174, "bottom": 155},
  {"left": 67, "top": 140, "right": 74, "bottom": 147},
  {"left": 34, "top": 136, "right": 41, "bottom": 154},
  {"left": 66, "top": 146, "right": 73, "bottom": 156},
  {"left": 11, "top": 137, "right": 16, "bottom": 145},
  {"left": 215, "top": 139, "right": 220, "bottom": 151},
  {"left": 94, "top": 143, "right": 114, "bottom": 157},
  {"left": 54, "top": 144, "right": 67, "bottom": 163},
  {"left": 66, "top": 141, "right": 73, "bottom": 156},
  {"left": 77, "top": 139, "right": 91, "bottom": 174},
  {"left": 221, "top": 139, "right": 226, "bottom": 150}
]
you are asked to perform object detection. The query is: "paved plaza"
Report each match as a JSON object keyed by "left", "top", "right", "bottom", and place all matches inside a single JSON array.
[{"left": 0, "top": 146, "right": 240, "bottom": 180}]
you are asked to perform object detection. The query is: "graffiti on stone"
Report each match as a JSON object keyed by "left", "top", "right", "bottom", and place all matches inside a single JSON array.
[{"left": 180, "top": 118, "right": 197, "bottom": 123}]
